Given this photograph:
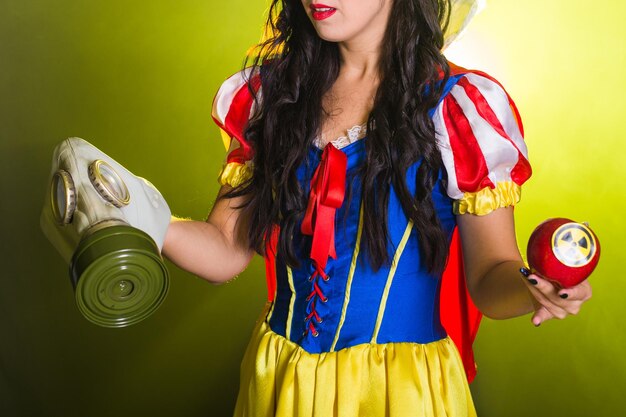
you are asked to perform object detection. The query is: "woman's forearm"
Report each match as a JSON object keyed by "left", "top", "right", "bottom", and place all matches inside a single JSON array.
[
  {"left": 456, "top": 208, "right": 539, "bottom": 320},
  {"left": 162, "top": 216, "right": 255, "bottom": 284},
  {"left": 468, "top": 260, "right": 538, "bottom": 320}
]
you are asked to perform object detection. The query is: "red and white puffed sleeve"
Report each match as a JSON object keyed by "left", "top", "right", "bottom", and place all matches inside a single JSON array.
[
  {"left": 211, "top": 68, "right": 261, "bottom": 188},
  {"left": 433, "top": 72, "right": 532, "bottom": 215}
]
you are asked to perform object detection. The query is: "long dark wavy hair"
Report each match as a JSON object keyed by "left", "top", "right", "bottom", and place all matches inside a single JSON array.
[{"left": 222, "top": 0, "right": 453, "bottom": 274}]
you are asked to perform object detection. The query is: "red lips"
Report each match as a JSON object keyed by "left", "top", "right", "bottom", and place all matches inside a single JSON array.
[{"left": 310, "top": 3, "right": 337, "bottom": 21}]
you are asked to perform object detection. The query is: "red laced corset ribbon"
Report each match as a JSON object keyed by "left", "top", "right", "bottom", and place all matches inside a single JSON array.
[{"left": 300, "top": 144, "right": 348, "bottom": 336}]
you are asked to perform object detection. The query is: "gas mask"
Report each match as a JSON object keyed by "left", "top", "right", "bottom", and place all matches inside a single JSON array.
[{"left": 41, "top": 138, "right": 171, "bottom": 328}]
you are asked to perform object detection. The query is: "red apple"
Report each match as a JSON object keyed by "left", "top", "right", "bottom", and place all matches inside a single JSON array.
[{"left": 526, "top": 218, "right": 600, "bottom": 288}]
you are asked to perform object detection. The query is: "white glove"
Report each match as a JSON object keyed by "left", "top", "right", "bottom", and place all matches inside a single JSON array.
[{"left": 41, "top": 137, "right": 171, "bottom": 264}]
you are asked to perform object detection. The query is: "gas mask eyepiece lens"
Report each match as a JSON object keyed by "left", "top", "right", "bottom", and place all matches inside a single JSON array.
[
  {"left": 88, "top": 160, "right": 130, "bottom": 207},
  {"left": 50, "top": 170, "right": 76, "bottom": 225}
]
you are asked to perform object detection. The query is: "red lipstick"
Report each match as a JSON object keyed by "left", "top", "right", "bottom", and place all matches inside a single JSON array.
[{"left": 310, "top": 3, "right": 337, "bottom": 21}]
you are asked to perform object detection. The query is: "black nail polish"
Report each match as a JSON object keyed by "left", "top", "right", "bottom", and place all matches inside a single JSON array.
[
  {"left": 529, "top": 279, "right": 538, "bottom": 285},
  {"left": 560, "top": 293, "right": 569, "bottom": 299},
  {"left": 520, "top": 267, "right": 531, "bottom": 278}
]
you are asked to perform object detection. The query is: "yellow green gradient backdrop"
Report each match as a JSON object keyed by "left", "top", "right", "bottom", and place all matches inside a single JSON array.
[{"left": 0, "top": 1, "right": 623, "bottom": 416}]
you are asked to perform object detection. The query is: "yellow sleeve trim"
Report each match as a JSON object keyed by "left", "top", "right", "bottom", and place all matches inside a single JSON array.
[
  {"left": 218, "top": 162, "right": 253, "bottom": 188},
  {"left": 453, "top": 181, "right": 522, "bottom": 216}
]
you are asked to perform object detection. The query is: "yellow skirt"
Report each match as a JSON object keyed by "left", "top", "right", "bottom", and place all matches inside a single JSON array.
[{"left": 233, "top": 316, "right": 477, "bottom": 417}]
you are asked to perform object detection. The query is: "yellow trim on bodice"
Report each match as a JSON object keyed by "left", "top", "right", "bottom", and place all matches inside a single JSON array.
[
  {"left": 370, "top": 220, "right": 414, "bottom": 343},
  {"left": 285, "top": 266, "right": 296, "bottom": 340},
  {"left": 330, "top": 206, "right": 364, "bottom": 352}
]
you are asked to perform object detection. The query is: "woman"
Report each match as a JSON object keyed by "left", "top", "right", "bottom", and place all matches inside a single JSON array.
[{"left": 163, "top": 0, "right": 592, "bottom": 415}]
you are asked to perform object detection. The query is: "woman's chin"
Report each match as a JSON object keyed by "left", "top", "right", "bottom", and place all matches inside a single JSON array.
[{"left": 310, "top": 25, "right": 353, "bottom": 44}]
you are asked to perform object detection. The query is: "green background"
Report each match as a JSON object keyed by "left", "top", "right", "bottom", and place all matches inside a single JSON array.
[{"left": 1, "top": 1, "right": 623, "bottom": 416}]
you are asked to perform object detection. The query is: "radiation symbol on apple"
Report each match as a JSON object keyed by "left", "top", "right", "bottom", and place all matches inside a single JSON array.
[{"left": 551, "top": 223, "right": 596, "bottom": 267}]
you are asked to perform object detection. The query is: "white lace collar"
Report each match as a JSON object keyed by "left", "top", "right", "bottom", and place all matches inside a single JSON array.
[{"left": 313, "top": 123, "right": 368, "bottom": 150}]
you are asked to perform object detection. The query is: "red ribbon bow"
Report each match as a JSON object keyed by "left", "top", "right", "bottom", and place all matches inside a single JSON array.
[{"left": 301, "top": 144, "right": 348, "bottom": 270}]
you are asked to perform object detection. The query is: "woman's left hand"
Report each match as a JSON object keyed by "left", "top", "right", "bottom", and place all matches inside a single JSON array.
[{"left": 521, "top": 270, "right": 593, "bottom": 326}]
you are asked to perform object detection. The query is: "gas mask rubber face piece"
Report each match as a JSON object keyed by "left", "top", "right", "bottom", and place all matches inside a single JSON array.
[{"left": 41, "top": 137, "right": 171, "bottom": 328}]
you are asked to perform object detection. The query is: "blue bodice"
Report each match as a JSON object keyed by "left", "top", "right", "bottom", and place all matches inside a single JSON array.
[{"left": 266, "top": 138, "right": 458, "bottom": 354}]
